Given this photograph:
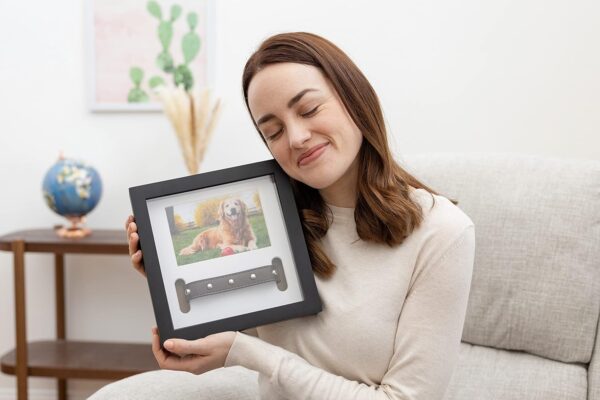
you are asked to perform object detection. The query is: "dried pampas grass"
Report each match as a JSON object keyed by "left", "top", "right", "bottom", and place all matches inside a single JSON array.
[{"left": 155, "top": 85, "right": 222, "bottom": 175}]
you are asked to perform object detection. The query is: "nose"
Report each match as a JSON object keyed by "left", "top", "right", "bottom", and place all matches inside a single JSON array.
[{"left": 287, "top": 121, "right": 311, "bottom": 149}]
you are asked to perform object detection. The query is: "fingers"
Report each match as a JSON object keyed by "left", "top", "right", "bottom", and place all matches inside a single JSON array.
[
  {"left": 126, "top": 218, "right": 140, "bottom": 259},
  {"left": 151, "top": 326, "right": 169, "bottom": 366},
  {"left": 151, "top": 328, "right": 191, "bottom": 361},
  {"left": 164, "top": 338, "right": 209, "bottom": 356},
  {"left": 125, "top": 216, "right": 146, "bottom": 277},
  {"left": 132, "top": 253, "right": 145, "bottom": 277},
  {"left": 128, "top": 231, "right": 145, "bottom": 276},
  {"left": 128, "top": 230, "right": 139, "bottom": 256},
  {"left": 127, "top": 222, "right": 138, "bottom": 241},
  {"left": 151, "top": 328, "right": 211, "bottom": 374},
  {"left": 125, "top": 215, "right": 134, "bottom": 231}
]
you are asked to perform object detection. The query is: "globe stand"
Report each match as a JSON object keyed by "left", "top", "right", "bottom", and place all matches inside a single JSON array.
[{"left": 55, "top": 216, "right": 92, "bottom": 239}]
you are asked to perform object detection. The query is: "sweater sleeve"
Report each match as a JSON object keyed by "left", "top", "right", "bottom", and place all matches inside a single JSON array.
[{"left": 224, "top": 226, "right": 475, "bottom": 400}]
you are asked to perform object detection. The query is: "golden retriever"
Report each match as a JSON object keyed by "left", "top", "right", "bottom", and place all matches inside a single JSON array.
[
  {"left": 178, "top": 227, "right": 222, "bottom": 255},
  {"left": 178, "top": 198, "right": 257, "bottom": 256}
]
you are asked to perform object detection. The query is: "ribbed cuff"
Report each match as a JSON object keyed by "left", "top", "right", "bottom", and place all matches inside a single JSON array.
[{"left": 224, "top": 332, "right": 283, "bottom": 377}]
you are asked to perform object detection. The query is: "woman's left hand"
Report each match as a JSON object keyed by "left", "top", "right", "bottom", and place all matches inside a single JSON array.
[{"left": 151, "top": 326, "right": 236, "bottom": 374}]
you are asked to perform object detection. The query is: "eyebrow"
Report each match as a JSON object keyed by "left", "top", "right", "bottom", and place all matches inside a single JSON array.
[{"left": 256, "top": 88, "right": 318, "bottom": 126}]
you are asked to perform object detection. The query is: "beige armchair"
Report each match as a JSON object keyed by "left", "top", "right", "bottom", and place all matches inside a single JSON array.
[{"left": 402, "top": 153, "right": 600, "bottom": 400}]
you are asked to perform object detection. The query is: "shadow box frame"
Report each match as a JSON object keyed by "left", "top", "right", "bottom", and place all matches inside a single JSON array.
[{"left": 129, "top": 159, "right": 322, "bottom": 346}]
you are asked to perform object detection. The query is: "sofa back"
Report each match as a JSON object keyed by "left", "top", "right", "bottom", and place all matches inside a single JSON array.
[{"left": 402, "top": 153, "right": 600, "bottom": 364}]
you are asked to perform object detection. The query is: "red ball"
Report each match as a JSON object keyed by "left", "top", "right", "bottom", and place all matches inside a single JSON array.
[{"left": 221, "top": 247, "right": 234, "bottom": 256}]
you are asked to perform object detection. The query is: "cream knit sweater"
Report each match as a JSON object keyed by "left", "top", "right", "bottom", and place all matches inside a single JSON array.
[{"left": 224, "top": 188, "right": 475, "bottom": 400}]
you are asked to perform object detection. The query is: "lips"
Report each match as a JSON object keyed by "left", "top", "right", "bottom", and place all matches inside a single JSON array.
[{"left": 297, "top": 143, "right": 329, "bottom": 166}]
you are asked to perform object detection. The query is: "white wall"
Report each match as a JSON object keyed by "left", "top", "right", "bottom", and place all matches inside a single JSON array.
[{"left": 1, "top": 0, "right": 598, "bottom": 397}]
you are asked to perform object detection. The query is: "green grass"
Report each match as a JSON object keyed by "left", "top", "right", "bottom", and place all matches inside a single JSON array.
[{"left": 172, "top": 214, "right": 271, "bottom": 266}]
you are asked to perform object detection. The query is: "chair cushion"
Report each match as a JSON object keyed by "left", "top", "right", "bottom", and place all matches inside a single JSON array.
[
  {"left": 401, "top": 153, "right": 600, "bottom": 363},
  {"left": 444, "top": 342, "right": 588, "bottom": 400}
]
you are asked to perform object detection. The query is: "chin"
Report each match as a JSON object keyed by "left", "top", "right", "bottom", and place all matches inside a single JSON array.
[{"left": 295, "top": 171, "right": 342, "bottom": 190}]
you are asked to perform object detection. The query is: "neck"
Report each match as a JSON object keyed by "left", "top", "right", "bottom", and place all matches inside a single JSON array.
[{"left": 319, "top": 157, "right": 359, "bottom": 208}]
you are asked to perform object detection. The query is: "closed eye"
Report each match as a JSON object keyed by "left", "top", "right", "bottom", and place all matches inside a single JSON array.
[
  {"left": 301, "top": 106, "right": 319, "bottom": 118},
  {"left": 264, "top": 106, "right": 320, "bottom": 141},
  {"left": 265, "top": 128, "right": 283, "bottom": 141}
]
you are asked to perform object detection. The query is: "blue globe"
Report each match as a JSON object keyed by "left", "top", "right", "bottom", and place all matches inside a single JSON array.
[{"left": 42, "top": 157, "right": 103, "bottom": 218}]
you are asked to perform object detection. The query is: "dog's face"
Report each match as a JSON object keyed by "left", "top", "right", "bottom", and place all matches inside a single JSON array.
[{"left": 219, "top": 199, "right": 247, "bottom": 223}]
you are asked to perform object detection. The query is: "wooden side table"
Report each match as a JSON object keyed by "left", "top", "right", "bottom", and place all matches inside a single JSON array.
[{"left": 0, "top": 229, "right": 158, "bottom": 400}]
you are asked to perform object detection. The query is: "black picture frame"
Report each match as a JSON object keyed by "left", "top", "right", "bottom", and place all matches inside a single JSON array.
[{"left": 129, "top": 160, "right": 322, "bottom": 346}]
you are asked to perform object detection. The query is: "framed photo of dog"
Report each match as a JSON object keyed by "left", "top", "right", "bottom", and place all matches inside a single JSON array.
[{"left": 129, "top": 160, "right": 322, "bottom": 345}]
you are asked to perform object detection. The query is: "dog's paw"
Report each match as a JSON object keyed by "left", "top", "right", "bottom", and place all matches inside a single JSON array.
[{"left": 179, "top": 247, "right": 195, "bottom": 256}]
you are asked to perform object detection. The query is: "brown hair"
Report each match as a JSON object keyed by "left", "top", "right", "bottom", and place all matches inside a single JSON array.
[{"left": 243, "top": 32, "right": 453, "bottom": 278}]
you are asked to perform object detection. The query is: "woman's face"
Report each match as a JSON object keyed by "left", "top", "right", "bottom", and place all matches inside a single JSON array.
[{"left": 247, "top": 63, "right": 363, "bottom": 190}]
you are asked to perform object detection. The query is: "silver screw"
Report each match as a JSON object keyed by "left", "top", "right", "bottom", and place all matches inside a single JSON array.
[
  {"left": 250, "top": 273, "right": 256, "bottom": 280},
  {"left": 207, "top": 283, "right": 213, "bottom": 289},
  {"left": 229, "top": 279, "right": 234, "bottom": 284}
]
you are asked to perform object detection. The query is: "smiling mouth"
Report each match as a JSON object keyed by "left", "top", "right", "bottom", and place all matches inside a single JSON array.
[{"left": 298, "top": 143, "right": 329, "bottom": 166}]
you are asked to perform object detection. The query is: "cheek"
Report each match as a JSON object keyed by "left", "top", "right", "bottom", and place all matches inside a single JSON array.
[
  {"left": 268, "top": 142, "right": 291, "bottom": 166},
  {"left": 352, "top": 130, "right": 363, "bottom": 152},
  {"left": 340, "top": 119, "right": 363, "bottom": 155},
  {"left": 269, "top": 148, "right": 303, "bottom": 180}
]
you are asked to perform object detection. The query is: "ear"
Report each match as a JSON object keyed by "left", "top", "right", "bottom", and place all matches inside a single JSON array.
[
  {"left": 218, "top": 201, "right": 225, "bottom": 221},
  {"left": 240, "top": 201, "right": 247, "bottom": 215}
]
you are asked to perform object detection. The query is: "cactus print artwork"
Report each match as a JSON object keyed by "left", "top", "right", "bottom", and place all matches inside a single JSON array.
[{"left": 90, "top": 0, "right": 210, "bottom": 111}]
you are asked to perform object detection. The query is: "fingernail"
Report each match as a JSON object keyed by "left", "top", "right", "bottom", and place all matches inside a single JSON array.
[{"left": 164, "top": 340, "right": 173, "bottom": 349}]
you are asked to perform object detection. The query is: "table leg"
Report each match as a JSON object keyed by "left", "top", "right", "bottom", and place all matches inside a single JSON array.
[
  {"left": 12, "top": 240, "right": 28, "bottom": 400},
  {"left": 55, "top": 254, "right": 67, "bottom": 400}
]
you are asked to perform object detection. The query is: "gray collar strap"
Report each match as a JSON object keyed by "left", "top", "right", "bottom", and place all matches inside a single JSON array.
[{"left": 175, "top": 257, "right": 288, "bottom": 313}]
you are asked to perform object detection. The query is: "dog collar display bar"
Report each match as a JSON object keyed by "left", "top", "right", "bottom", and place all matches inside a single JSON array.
[{"left": 175, "top": 257, "right": 287, "bottom": 313}]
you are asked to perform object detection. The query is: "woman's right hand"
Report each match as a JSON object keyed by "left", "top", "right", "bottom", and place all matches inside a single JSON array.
[{"left": 126, "top": 215, "right": 146, "bottom": 277}]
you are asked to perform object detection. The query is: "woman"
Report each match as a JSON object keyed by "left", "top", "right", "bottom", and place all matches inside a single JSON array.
[{"left": 121, "top": 32, "right": 474, "bottom": 399}]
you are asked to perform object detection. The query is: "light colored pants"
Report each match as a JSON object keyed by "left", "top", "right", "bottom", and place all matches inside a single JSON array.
[{"left": 88, "top": 367, "right": 259, "bottom": 400}]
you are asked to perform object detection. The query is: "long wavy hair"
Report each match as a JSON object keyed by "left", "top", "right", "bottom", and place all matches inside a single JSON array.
[{"left": 243, "top": 32, "right": 453, "bottom": 278}]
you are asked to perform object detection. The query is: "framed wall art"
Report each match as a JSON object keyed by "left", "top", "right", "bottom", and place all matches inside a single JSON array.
[
  {"left": 86, "top": 0, "right": 215, "bottom": 112},
  {"left": 129, "top": 160, "right": 322, "bottom": 345}
]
